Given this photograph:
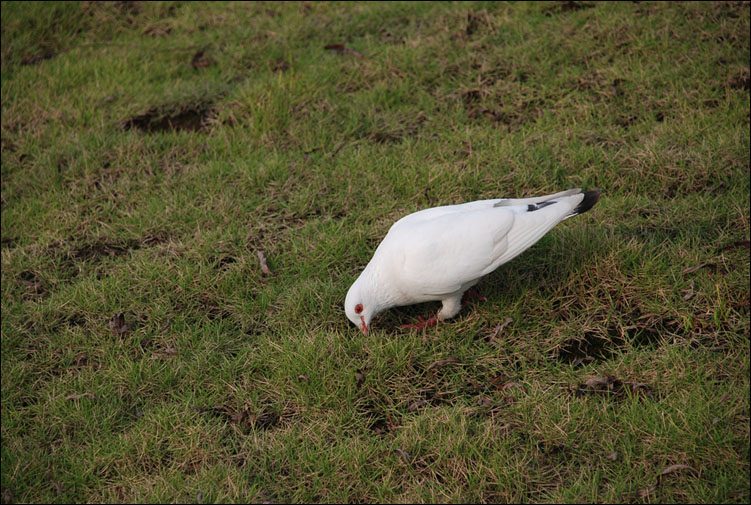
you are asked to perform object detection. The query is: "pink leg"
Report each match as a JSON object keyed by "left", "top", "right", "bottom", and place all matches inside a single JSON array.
[{"left": 401, "top": 314, "right": 439, "bottom": 331}]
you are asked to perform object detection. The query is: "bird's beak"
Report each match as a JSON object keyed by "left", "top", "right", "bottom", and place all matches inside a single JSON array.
[{"left": 359, "top": 316, "right": 368, "bottom": 336}]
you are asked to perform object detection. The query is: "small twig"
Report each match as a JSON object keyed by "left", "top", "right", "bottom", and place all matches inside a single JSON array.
[
  {"left": 488, "top": 316, "right": 513, "bottom": 343},
  {"left": 65, "top": 393, "right": 95, "bottom": 400},
  {"left": 682, "top": 262, "right": 712, "bottom": 275},
  {"left": 328, "top": 142, "right": 347, "bottom": 160},
  {"left": 257, "top": 250, "right": 273, "bottom": 276},
  {"left": 426, "top": 357, "right": 460, "bottom": 371},
  {"left": 394, "top": 448, "right": 411, "bottom": 465}
]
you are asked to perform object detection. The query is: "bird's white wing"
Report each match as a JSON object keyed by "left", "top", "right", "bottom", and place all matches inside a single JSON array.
[
  {"left": 478, "top": 191, "right": 587, "bottom": 275},
  {"left": 391, "top": 188, "right": 583, "bottom": 231},
  {"left": 377, "top": 206, "right": 516, "bottom": 298},
  {"left": 375, "top": 191, "right": 587, "bottom": 300}
]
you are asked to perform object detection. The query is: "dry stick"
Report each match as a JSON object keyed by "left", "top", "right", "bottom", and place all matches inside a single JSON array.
[
  {"left": 488, "top": 316, "right": 514, "bottom": 343},
  {"left": 328, "top": 141, "right": 347, "bottom": 160},
  {"left": 257, "top": 250, "right": 273, "bottom": 275}
]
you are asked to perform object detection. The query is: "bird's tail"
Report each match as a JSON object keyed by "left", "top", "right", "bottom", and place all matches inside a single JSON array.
[
  {"left": 565, "top": 189, "right": 602, "bottom": 219},
  {"left": 495, "top": 188, "right": 602, "bottom": 219},
  {"left": 481, "top": 189, "right": 602, "bottom": 273}
]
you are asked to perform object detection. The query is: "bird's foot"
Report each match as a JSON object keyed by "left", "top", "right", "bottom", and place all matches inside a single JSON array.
[
  {"left": 401, "top": 314, "right": 439, "bottom": 331},
  {"left": 462, "top": 288, "right": 487, "bottom": 304}
]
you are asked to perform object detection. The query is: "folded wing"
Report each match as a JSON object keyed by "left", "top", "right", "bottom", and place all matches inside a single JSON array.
[{"left": 378, "top": 190, "right": 587, "bottom": 299}]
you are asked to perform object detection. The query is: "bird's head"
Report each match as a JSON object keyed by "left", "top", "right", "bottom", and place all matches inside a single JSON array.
[{"left": 344, "top": 279, "right": 375, "bottom": 335}]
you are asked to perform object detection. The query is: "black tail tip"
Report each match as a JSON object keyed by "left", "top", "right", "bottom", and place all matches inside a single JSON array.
[{"left": 573, "top": 189, "right": 602, "bottom": 216}]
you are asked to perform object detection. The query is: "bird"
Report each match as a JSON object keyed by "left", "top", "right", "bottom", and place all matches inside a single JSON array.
[{"left": 344, "top": 188, "right": 601, "bottom": 335}]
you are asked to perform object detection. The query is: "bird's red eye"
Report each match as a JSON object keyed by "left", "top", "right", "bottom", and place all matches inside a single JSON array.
[{"left": 355, "top": 304, "right": 363, "bottom": 314}]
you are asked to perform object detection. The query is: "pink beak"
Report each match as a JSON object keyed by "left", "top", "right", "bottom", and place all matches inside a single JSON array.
[{"left": 360, "top": 316, "right": 368, "bottom": 335}]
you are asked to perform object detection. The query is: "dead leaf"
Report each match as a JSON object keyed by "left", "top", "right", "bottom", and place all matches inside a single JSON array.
[
  {"left": 394, "top": 448, "right": 411, "bottom": 465},
  {"left": 257, "top": 250, "right": 273, "bottom": 275},
  {"left": 51, "top": 479, "right": 63, "bottom": 497},
  {"left": 324, "top": 44, "right": 364, "bottom": 58},
  {"left": 408, "top": 399, "right": 428, "bottom": 411},
  {"left": 109, "top": 313, "right": 128, "bottom": 335},
  {"left": 270, "top": 59, "right": 289, "bottom": 72},
  {"left": 230, "top": 411, "right": 246, "bottom": 423},
  {"left": 298, "top": 374, "right": 310, "bottom": 383},
  {"left": 637, "top": 485, "right": 658, "bottom": 498},
  {"left": 65, "top": 393, "right": 95, "bottom": 400},
  {"left": 487, "top": 316, "right": 514, "bottom": 343},
  {"left": 659, "top": 464, "right": 698, "bottom": 477},
  {"left": 477, "top": 396, "right": 492, "bottom": 407},
  {"left": 142, "top": 23, "right": 171, "bottom": 37},
  {"left": 427, "top": 357, "right": 460, "bottom": 370},
  {"left": 626, "top": 381, "right": 650, "bottom": 394},
  {"left": 631, "top": 462, "right": 699, "bottom": 499},
  {"left": 583, "top": 376, "right": 615, "bottom": 390},
  {"left": 682, "top": 262, "right": 713, "bottom": 275},
  {"left": 683, "top": 280, "right": 695, "bottom": 301},
  {"left": 605, "top": 451, "right": 619, "bottom": 461},
  {"left": 575, "top": 374, "right": 651, "bottom": 397},
  {"left": 191, "top": 50, "right": 214, "bottom": 69},
  {"left": 96, "top": 94, "right": 116, "bottom": 106},
  {"left": 498, "top": 381, "right": 523, "bottom": 391},
  {"left": 489, "top": 375, "right": 507, "bottom": 388},
  {"left": 150, "top": 347, "right": 177, "bottom": 359},
  {"left": 72, "top": 353, "right": 92, "bottom": 368},
  {"left": 355, "top": 370, "right": 365, "bottom": 387}
]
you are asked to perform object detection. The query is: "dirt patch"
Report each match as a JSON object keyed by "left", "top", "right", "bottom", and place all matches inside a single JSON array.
[
  {"left": 198, "top": 404, "right": 282, "bottom": 432},
  {"left": 357, "top": 399, "right": 399, "bottom": 435},
  {"left": 361, "top": 113, "right": 427, "bottom": 144},
  {"left": 556, "top": 309, "right": 684, "bottom": 365},
  {"left": 55, "top": 234, "right": 168, "bottom": 279},
  {"left": 20, "top": 48, "right": 56, "bottom": 66},
  {"left": 711, "top": 1, "right": 749, "bottom": 19},
  {"left": 212, "top": 255, "right": 237, "bottom": 270},
  {"left": 467, "top": 101, "right": 545, "bottom": 128},
  {"left": 270, "top": 59, "right": 290, "bottom": 73},
  {"left": 729, "top": 69, "right": 750, "bottom": 91},
  {"left": 123, "top": 106, "right": 215, "bottom": 133},
  {"left": 369, "top": 131, "right": 403, "bottom": 144},
  {"left": 557, "top": 331, "right": 614, "bottom": 365},
  {"left": 70, "top": 239, "right": 142, "bottom": 261},
  {"left": 544, "top": 1, "right": 596, "bottom": 16},
  {"left": 203, "top": 299, "right": 232, "bottom": 321},
  {"left": 18, "top": 270, "right": 46, "bottom": 299},
  {"left": 465, "top": 12, "right": 488, "bottom": 36},
  {"left": 113, "top": 1, "right": 141, "bottom": 16}
]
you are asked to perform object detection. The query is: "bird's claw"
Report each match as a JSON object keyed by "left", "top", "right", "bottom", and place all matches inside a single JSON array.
[
  {"left": 401, "top": 315, "right": 439, "bottom": 331},
  {"left": 462, "top": 288, "right": 487, "bottom": 304}
]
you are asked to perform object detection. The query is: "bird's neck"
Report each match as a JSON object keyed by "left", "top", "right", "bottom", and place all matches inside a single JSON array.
[{"left": 360, "top": 264, "right": 401, "bottom": 315}]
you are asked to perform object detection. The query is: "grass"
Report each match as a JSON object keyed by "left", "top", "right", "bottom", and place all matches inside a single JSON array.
[{"left": 1, "top": 1, "right": 749, "bottom": 503}]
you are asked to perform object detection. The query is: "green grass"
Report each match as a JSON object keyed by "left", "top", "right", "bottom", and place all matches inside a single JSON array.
[{"left": 2, "top": 1, "right": 749, "bottom": 503}]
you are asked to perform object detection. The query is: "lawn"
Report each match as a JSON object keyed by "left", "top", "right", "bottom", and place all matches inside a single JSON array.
[{"left": 1, "top": 1, "right": 749, "bottom": 503}]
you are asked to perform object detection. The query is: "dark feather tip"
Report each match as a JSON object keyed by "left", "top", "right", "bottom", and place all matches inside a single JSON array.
[
  {"left": 572, "top": 189, "right": 602, "bottom": 216},
  {"left": 527, "top": 201, "right": 557, "bottom": 212}
]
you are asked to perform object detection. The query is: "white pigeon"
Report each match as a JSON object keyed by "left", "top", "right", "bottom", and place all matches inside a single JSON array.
[{"left": 344, "top": 188, "right": 601, "bottom": 334}]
